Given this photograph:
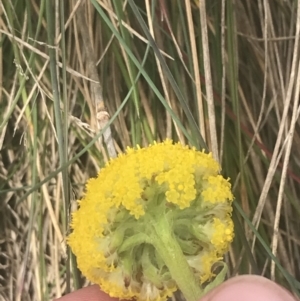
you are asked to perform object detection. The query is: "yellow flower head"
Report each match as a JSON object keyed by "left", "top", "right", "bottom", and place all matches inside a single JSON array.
[{"left": 68, "top": 140, "right": 234, "bottom": 301}]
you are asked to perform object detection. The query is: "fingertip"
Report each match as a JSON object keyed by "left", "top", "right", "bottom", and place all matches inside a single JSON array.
[
  {"left": 200, "top": 275, "right": 298, "bottom": 301},
  {"left": 54, "top": 285, "right": 118, "bottom": 301}
]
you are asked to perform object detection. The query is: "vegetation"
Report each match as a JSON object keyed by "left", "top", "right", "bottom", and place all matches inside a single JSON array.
[{"left": 0, "top": 0, "right": 300, "bottom": 300}]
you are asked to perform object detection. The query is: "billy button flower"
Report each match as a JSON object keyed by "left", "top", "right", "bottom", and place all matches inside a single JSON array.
[{"left": 68, "top": 140, "right": 234, "bottom": 301}]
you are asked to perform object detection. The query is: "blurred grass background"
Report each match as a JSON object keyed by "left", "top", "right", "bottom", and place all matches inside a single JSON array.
[{"left": 1, "top": 0, "right": 300, "bottom": 300}]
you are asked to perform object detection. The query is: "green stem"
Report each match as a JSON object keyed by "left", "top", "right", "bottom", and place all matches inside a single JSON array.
[{"left": 149, "top": 213, "right": 203, "bottom": 301}]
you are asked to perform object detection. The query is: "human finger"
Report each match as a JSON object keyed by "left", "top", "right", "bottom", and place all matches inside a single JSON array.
[
  {"left": 53, "top": 284, "right": 118, "bottom": 301},
  {"left": 200, "top": 275, "right": 298, "bottom": 301}
]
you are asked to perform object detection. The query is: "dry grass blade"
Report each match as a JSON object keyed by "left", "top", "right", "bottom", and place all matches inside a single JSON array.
[
  {"left": 199, "top": 0, "right": 218, "bottom": 160},
  {"left": 145, "top": 0, "right": 179, "bottom": 141},
  {"left": 184, "top": 0, "right": 206, "bottom": 142},
  {"left": 270, "top": 24, "right": 300, "bottom": 279},
  {"left": 251, "top": 0, "right": 300, "bottom": 231},
  {"left": 219, "top": 0, "right": 226, "bottom": 163},
  {"left": 75, "top": 2, "right": 116, "bottom": 160},
  {"left": 0, "top": 29, "right": 99, "bottom": 83}
]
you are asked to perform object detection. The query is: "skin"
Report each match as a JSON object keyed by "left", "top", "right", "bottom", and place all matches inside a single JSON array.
[{"left": 54, "top": 275, "right": 299, "bottom": 301}]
